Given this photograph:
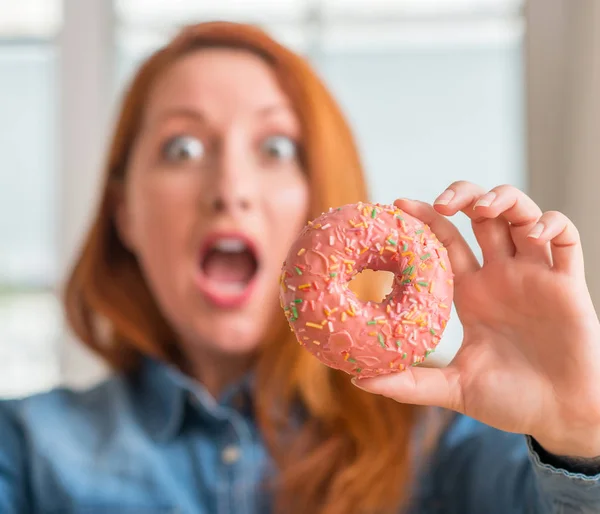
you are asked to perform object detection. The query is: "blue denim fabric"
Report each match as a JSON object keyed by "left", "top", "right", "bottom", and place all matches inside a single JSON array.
[{"left": 1, "top": 358, "right": 599, "bottom": 513}]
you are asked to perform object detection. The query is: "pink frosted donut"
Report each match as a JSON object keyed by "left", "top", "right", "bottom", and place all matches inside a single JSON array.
[{"left": 279, "top": 202, "right": 454, "bottom": 378}]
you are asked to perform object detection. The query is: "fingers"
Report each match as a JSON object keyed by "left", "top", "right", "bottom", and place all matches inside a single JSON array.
[
  {"left": 476, "top": 184, "right": 550, "bottom": 263},
  {"left": 352, "top": 366, "right": 463, "bottom": 412},
  {"left": 527, "top": 211, "right": 583, "bottom": 274},
  {"left": 393, "top": 199, "right": 480, "bottom": 280},
  {"left": 405, "top": 182, "right": 584, "bottom": 276},
  {"left": 436, "top": 182, "right": 549, "bottom": 263},
  {"left": 433, "top": 182, "right": 515, "bottom": 264}
]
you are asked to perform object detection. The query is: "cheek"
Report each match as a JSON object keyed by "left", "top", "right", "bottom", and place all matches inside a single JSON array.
[
  {"left": 267, "top": 176, "right": 310, "bottom": 254},
  {"left": 127, "top": 175, "right": 197, "bottom": 261},
  {"left": 132, "top": 186, "right": 173, "bottom": 241}
]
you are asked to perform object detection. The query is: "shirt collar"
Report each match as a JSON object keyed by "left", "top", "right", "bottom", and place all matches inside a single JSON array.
[{"left": 130, "top": 357, "right": 255, "bottom": 442}]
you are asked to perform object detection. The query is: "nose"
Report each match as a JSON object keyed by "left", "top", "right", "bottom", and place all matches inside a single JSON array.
[
  {"left": 208, "top": 193, "right": 250, "bottom": 214},
  {"left": 201, "top": 137, "right": 256, "bottom": 216}
]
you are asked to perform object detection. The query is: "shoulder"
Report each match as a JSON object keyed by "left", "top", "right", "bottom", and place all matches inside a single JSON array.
[
  {"left": 438, "top": 413, "right": 527, "bottom": 456},
  {"left": 429, "top": 412, "right": 530, "bottom": 480},
  {"left": 0, "top": 367, "right": 187, "bottom": 512},
  {"left": 2, "top": 372, "right": 129, "bottom": 419},
  {"left": 0, "top": 399, "right": 26, "bottom": 465},
  {"left": 0, "top": 373, "right": 135, "bottom": 456},
  {"left": 0, "top": 375, "right": 136, "bottom": 512}
]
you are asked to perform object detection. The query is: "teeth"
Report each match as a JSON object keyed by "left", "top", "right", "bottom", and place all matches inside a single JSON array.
[
  {"left": 212, "top": 238, "right": 247, "bottom": 253},
  {"left": 210, "top": 281, "right": 247, "bottom": 295}
]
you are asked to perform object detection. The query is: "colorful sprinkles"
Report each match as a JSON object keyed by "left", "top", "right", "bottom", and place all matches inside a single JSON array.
[{"left": 279, "top": 202, "right": 454, "bottom": 377}]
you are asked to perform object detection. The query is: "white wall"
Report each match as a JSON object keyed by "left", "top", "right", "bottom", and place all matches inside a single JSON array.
[
  {"left": 317, "top": 45, "right": 524, "bottom": 363},
  {"left": 112, "top": 36, "right": 525, "bottom": 370},
  {"left": 0, "top": 1, "right": 527, "bottom": 394}
]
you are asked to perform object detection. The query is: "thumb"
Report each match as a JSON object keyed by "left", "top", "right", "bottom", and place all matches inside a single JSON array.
[{"left": 352, "top": 366, "right": 463, "bottom": 411}]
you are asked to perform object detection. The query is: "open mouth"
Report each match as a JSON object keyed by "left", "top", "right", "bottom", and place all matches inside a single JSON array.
[{"left": 198, "top": 234, "right": 259, "bottom": 306}]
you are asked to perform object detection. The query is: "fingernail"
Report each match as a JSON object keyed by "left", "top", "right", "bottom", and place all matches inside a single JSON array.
[
  {"left": 527, "top": 222, "right": 545, "bottom": 239},
  {"left": 473, "top": 192, "right": 497, "bottom": 209},
  {"left": 434, "top": 190, "right": 455, "bottom": 206}
]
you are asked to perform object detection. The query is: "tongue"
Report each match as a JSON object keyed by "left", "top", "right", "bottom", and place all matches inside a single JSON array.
[{"left": 203, "top": 251, "right": 255, "bottom": 283}]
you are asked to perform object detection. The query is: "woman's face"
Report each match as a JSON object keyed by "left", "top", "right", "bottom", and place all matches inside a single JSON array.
[{"left": 118, "top": 48, "right": 309, "bottom": 367}]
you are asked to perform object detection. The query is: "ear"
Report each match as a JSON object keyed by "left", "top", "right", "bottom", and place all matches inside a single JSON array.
[{"left": 112, "top": 184, "right": 137, "bottom": 253}]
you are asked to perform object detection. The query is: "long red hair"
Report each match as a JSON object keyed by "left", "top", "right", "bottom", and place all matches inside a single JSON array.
[{"left": 65, "top": 21, "right": 423, "bottom": 514}]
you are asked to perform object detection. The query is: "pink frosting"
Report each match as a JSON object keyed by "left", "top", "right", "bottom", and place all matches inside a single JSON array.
[{"left": 279, "top": 202, "right": 454, "bottom": 378}]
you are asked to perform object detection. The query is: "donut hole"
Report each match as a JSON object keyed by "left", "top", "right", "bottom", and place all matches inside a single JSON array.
[{"left": 348, "top": 269, "right": 394, "bottom": 303}]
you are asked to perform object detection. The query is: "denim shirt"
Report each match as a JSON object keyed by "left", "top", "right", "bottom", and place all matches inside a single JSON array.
[{"left": 1, "top": 358, "right": 600, "bottom": 514}]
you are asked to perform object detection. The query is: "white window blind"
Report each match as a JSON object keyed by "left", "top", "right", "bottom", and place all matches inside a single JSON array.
[
  {"left": 0, "top": 0, "right": 526, "bottom": 395},
  {"left": 0, "top": 0, "right": 63, "bottom": 37},
  {"left": 0, "top": 0, "right": 62, "bottom": 397},
  {"left": 112, "top": 0, "right": 524, "bottom": 367}
]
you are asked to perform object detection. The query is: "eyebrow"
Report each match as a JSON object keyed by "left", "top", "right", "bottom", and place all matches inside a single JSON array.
[
  {"left": 150, "top": 103, "right": 294, "bottom": 126},
  {"left": 150, "top": 107, "right": 206, "bottom": 126},
  {"left": 255, "top": 103, "right": 295, "bottom": 117}
]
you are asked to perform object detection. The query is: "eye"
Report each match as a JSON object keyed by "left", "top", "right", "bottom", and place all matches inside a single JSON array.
[
  {"left": 261, "top": 135, "right": 298, "bottom": 161},
  {"left": 162, "top": 135, "right": 204, "bottom": 162}
]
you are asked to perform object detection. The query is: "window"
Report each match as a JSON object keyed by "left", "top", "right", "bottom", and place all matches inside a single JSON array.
[
  {"left": 0, "top": 0, "right": 63, "bottom": 397},
  {"left": 113, "top": 0, "right": 525, "bottom": 206},
  {"left": 1, "top": 1, "right": 526, "bottom": 396},
  {"left": 114, "top": 0, "right": 525, "bottom": 366}
]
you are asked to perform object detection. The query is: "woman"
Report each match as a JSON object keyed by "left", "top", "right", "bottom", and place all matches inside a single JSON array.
[{"left": 1, "top": 20, "right": 599, "bottom": 514}]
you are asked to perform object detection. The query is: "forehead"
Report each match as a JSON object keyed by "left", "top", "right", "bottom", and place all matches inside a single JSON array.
[{"left": 145, "top": 48, "right": 290, "bottom": 122}]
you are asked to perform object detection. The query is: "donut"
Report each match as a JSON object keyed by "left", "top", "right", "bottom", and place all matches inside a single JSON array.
[{"left": 279, "top": 202, "right": 454, "bottom": 378}]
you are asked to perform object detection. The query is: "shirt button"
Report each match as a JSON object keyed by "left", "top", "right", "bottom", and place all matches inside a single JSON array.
[{"left": 221, "top": 444, "right": 241, "bottom": 464}]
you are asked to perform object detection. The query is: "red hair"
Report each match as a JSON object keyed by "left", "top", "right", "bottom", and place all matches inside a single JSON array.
[{"left": 64, "top": 21, "right": 425, "bottom": 514}]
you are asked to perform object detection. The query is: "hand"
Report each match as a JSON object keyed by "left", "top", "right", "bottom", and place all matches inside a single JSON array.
[{"left": 353, "top": 182, "right": 600, "bottom": 458}]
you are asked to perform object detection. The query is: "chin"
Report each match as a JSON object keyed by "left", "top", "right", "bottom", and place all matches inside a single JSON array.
[{"left": 193, "top": 316, "right": 266, "bottom": 356}]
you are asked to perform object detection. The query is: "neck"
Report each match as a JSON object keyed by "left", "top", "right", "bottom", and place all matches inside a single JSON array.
[{"left": 178, "top": 347, "right": 254, "bottom": 399}]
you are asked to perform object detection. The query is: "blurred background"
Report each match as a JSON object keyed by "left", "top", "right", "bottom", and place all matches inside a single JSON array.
[{"left": 1, "top": 0, "right": 598, "bottom": 397}]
